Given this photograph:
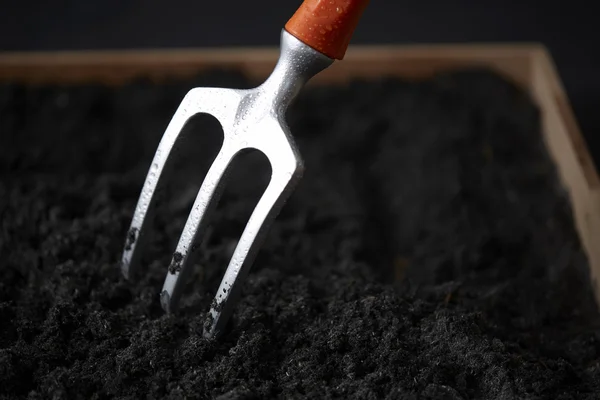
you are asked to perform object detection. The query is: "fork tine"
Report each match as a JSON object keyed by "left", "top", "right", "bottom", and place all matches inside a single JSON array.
[
  {"left": 121, "top": 98, "right": 193, "bottom": 279},
  {"left": 201, "top": 162, "right": 303, "bottom": 338},
  {"left": 160, "top": 148, "right": 235, "bottom": 314}
]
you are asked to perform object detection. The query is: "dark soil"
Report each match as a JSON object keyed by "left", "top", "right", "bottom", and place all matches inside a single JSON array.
[{"left": 1, "top": 68, "right": 600, "bottom": 399}]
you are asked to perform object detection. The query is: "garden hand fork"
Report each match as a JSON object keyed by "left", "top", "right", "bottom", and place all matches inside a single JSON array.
[{"left": 120, "top": 0, "right": 371, "bottom": 339}]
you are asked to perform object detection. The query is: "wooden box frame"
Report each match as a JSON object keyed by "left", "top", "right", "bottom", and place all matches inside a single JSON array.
[{"left": 1, "top": 43, "right": 599, "bottom": 306}]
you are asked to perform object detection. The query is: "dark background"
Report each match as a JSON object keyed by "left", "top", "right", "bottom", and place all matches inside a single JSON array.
[{"left": 1, "top": 0, "right": 598, "bottom": 163}]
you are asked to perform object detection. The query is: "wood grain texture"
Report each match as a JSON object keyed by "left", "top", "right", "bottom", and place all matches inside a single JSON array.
[{"left": 1, "top": 43, "right": 598, "bottom": 306}]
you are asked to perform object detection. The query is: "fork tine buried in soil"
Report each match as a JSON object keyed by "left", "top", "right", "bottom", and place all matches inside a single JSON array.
[
  {"left": 202, "top": 166, "right": 303, "bottom": 338},
  {"left": 120, "top": 91, "right": 200, "bottom": 279},
  {"left": 121, "top": 0, "right": 371, "bottom": 338},
  {"left": 159, "top": 148, "right": 235, "bottom": 314}
]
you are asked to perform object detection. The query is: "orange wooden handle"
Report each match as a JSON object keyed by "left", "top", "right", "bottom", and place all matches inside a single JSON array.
[{"left": 285, "top": 0, "right": 370, "bottom": 60}]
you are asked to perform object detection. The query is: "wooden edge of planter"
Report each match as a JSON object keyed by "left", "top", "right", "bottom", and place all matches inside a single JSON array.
[
  {"left": 1, "top": 43, "right": 599, "bottom": 306},
  {"left": 0, "top": 43, "right": 538, "bottom": 86},
  {"left": 528, "top": 47, "right": 600, "bottom": 304}
]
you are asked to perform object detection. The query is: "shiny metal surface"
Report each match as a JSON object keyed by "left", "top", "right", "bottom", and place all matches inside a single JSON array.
[{"left": 121, "top": 29, "right": 334, "bottom": 339}]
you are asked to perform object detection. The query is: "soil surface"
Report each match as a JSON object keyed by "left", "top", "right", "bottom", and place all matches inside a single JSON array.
[{"left": 1, "top": 68, "right": 599, "bottom": 399}]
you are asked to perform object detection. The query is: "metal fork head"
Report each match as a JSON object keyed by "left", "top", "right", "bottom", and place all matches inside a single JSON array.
[{"left": 120, "top": 29, "right": 334, "bottom": 339}]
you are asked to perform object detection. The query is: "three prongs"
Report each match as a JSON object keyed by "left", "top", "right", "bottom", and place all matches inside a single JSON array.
[{"left": 121, "top": 28, "right": 335, "bottom": 339}]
